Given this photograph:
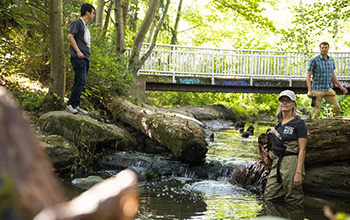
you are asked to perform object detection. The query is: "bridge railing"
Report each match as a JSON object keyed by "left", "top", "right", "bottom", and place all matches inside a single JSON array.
[{"left": 127, "top": 43, "right": 350, "bottom": 85}]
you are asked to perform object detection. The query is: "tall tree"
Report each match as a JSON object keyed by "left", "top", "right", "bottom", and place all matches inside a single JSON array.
[
  {"left": 103, "top": 0, "right": 114, "bottom": 35},
  {"left": 96, "top": 0, "right": 105, "bottom": 27},
  {"left": 115, "top": 0, "right": 125, "bottom": 53},
  {"left": 44, "top": 0, "right": 65, "bottom": 110},
  {"left": 171, "top": 0, "right": 183, "bottom": 45},
  {"left": 128, "top": 0, "right": 171, "bottom": 100}
]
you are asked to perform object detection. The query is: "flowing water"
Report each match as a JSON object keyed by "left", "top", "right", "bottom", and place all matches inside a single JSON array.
[{"left": 63, "top": 121, "right": 350, "bottom": 220}]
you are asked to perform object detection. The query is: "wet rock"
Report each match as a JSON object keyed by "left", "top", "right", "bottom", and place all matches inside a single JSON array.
[
  {"left": 235, "top": 121, "right": 245, "bottom": 130},
  {"left": 72, "top": 175, "right": 104, "bottom": 190},
  {"left": 241, "top": 131, "right": 250, "bottom": 138},
  {"left": 246, "top": 125, "right": 254, "bottom": 135}
]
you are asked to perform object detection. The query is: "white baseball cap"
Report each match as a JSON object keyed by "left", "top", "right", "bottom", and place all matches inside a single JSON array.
[{"left": 278, "top": 90, "right": 296, "bottom": 102}]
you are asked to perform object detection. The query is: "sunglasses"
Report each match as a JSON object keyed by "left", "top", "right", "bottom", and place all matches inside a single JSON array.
[{"left": 279, "top": 98, "right": 293, "bottom": 103}]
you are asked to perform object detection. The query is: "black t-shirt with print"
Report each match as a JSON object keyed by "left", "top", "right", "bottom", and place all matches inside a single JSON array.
[{"left": 272, "top": 118, "right": 307, "bottom": 151}]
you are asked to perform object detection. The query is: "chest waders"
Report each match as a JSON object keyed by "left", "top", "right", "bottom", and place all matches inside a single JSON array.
[
  {"left": 273, "top": 130, "right": 299, "bottom": 183},
  {"left": 276, "top": 152, "right": 298, "bottom": 183}
]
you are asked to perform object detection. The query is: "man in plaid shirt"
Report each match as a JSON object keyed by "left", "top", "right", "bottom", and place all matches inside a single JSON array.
[{"left": 306, "top": 42, "right": 348, "bottom": 119}]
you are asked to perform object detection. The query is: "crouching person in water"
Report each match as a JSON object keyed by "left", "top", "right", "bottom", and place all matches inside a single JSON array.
[{"left": 264, "top": 90, "right": 307, "bottom": 220}]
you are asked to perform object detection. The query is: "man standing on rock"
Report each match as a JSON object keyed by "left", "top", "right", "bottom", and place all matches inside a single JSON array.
[
  {"left": 306, "top": 41, "right": 348, "bottom": 119},
  {"left": 66, "top": 3, "right": 95, "bottom": 115}
]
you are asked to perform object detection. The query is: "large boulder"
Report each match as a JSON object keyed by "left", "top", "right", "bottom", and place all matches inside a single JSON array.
[
  {"left": 106, "top": 98, "right": 208, "bottom": 164},
  {"left": 37, "top": 111, "right": 137, "bottom": 150}
]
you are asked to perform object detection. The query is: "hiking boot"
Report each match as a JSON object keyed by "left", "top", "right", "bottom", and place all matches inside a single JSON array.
[
  {"left": 66, "top": 105, "right": 78, "bottom": 114},
  {"left": 76, "top": 106, "right": 88, "bottom": 115}
]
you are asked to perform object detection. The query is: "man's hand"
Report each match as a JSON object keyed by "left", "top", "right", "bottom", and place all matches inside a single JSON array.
[
  {"left": 77, "top": 51, "right": 84, "bottom": 58},
  {"left": 341, "top": 86, "right": 348, "bottom": 95},
  {"left": 307, "top": 90, "right": 313, "bottom": 98}
]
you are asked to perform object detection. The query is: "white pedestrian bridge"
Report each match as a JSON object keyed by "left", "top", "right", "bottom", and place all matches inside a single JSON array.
[{"left": 127, "top": 43, "right": 350, "bottom": 94}]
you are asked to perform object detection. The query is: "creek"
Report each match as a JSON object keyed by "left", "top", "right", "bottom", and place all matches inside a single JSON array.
[{"left": 62, "top": 121, "right": 350, "bottom": 220}]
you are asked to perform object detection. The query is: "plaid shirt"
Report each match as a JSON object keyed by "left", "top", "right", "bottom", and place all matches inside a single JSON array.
[{"left": 307, "top": 54, "right": 335, "bottom": 91}]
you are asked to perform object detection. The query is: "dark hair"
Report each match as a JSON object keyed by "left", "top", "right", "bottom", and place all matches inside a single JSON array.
[
  {"left": 319, "top": 41, "right": 330, "bottom": 48},
  {"left": 80, "top": 3, "right": 95, "bottom": 16}
]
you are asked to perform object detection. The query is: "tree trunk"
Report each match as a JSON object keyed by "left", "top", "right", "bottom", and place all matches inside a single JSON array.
[
  {"left": 147, "top": 22, "right": 155, "bottom": 43},
  {"left": 115, "top": 0, "right": 125, "bottom": 53},
  {"left": 96, "top": 0, "right": 105, "bottom": 27},
  {"left": 45, "top": 0, "right": 65, "bottom": 111},
  {"left": 131, "top": 0, "right": 139, "bottom": 32},
  {"left": 171, "top": 0, "right": 183, "bottom": 45},
  {"left": 103, "top": 0, "right": 114, "bottom": 36},
  {"left": 129, "top": 0, "right": 159, "bottom": 68},
  {"left": 128, "top": 0, "right": 171, "bottom": 100},
  {"left": 106, "top": 97, "right": 208, "bottom": 164}
]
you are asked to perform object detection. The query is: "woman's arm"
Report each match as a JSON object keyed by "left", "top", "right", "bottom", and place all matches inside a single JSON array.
[{"left": 294, "top": 137, "right": 307, "bottom": 186}]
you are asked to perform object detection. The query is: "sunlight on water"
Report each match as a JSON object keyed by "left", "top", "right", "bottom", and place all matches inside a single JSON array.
[
  {"left": 205, "top": 123, "right": 271, "bottom": 165},
  {"left": 137, "top": 178, "right": 263, "bottom": 220}
]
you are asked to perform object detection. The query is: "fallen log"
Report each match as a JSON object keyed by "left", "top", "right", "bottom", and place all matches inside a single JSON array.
[{"left": 107, "top": 97, "right": 208, "bottom": 164}]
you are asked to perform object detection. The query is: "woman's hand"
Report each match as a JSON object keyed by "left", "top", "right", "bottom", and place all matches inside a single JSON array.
[
  {"left": 294, "top": 172, "right": 302, "bottom": 186},
  {"left": 267, "top": 127, "right": 275, "bottom": 134}
]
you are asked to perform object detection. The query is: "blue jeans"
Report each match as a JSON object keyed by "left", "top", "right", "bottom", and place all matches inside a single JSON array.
[{"left": 68, "top": 57, "right": 90, "bottom": 108}]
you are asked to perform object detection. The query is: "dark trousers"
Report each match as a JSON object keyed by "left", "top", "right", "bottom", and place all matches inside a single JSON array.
[{"left": 68, "top": 57, "right": 89, "bottom": 108}]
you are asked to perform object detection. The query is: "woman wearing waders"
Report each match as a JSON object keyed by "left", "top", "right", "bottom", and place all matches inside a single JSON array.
[{"left": 264, "top": 90, "right": 307, "bottom": 220}]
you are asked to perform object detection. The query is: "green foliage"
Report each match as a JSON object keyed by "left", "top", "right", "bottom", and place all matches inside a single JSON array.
[
  {"left": 177, "top": 0, "right": 277, "bottom": 49},
  {"left": 338, "top": 95, "right": 350, "bottom": 116},
  {"left": 278, "top": 0, "right": 350, "bottom": 51},
  {"left": 20, "top": 93, "right": 45, "bottom": 111},
  {"left": 89, "top": 27, "right": 133, "bottom": 96}
]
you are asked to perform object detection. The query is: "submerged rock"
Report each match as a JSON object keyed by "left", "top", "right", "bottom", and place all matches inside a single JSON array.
[{"left": 71, "top": 175, "right": 104, "bottom": 190}]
